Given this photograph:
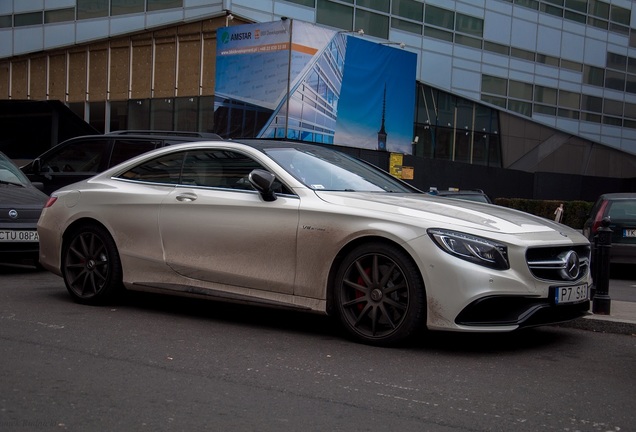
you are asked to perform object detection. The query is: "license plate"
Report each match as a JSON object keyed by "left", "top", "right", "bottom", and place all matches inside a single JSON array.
[
  {"left": 554, "top": 284, "right": 589, "bottom": 305},
  {"left": 0, "top": 230, "right": 39, "bottom": 242},
  {"left": 624, "top": 228, "right": 636, "bottom": 237}
]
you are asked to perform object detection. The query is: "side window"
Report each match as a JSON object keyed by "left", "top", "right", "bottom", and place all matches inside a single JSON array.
[
  {"left": 181, "top": 150, "right": 292, "bottom": 193},
  {"left": 118, "top": 152, "right": 184, "bottom": 184},
  {"left": 109, "top": 139, "right": 160, "bottom": 167},
  {"left": 41, "top": 139, "right": 108, "bottom": 173},
  {"left": 181, "top": 150, "right": 263, "bottom": 189}
]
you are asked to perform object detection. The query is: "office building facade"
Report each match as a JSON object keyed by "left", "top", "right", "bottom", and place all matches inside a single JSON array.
[{"left": 1, "top": 0, "right": 635, "bottom": 197}]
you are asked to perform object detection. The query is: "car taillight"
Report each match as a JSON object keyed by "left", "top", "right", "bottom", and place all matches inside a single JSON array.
[
  {"left": 44, "top": 196, "right": 58, "bottom": 208},
  {"left": 591, "top": 200, "right": 609, "bottom": 233}
]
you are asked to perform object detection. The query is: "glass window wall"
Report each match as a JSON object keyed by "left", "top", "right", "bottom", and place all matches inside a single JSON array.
[
  {"left": 534, "top": 86, "right": 557, "bottom": 105},
  {"left": 558, "top": 90, "right": 580, "bottom": 109},
  {"left": 415, "top": 83, "right": 501, "bottom": 167},
  {"left": 392, "top": 0, "right": 423, "bottom": 21},
  {"left": 45, "top": 8, "right": 75, "bottom": 23},
  {"left": 317, "top": 0, "right": 353, "bottom": 31},
  {"left": 564, "top": 0, "right": 586, "bottom": 13},
  {"left": 147, "top": 0, "right": 183, "bottom": 12},
  {"left": 482, "top": 75, "right": 507, "bottom": 96},
  {"left": 583, "top": 66, "right": 604, "bottom": 87},
  {"left": 603, "top": 99, "right": 623, "bottom": 117},
  {"left": 354, "top": 9, "right": 388, "bottom": 39},
  {"left": 15, "top": 12, "right": 43, "bottom": 27},
  {"left": 581, "top": 95, "right": 602, "bottom": 113},
  {"left": 112, "top": 0, "right": 145, "bottom": 16},
  {"left": 110, "top": 101, "right": 128, "bottom": 131},
  {"left": 77, "top": 0, "right": 109, "bottom": 20},
  {"left": 605, "top": 70, "right": 625, "bottom": 91},
  {"left": 424, "top": 5, "right": 454, "bottom": 30},
  {"left": 286, "top": 0, "right": 316, "bottom": 7},
  {"left": 455, "top": 13, "right": 483, "bottom": 37},
  {"left": 391, "top": 18, "right": 422, "bottom": 35},
  {"left": 356, "top": 0, "right": 388, "bottom": 13},
  {"left": 610, "top": 5, "right": 630, "bottom": 25},
  {"left": 509, "top": 81, "right": 533, "bottom": 100},
  {"left": 0, "top": 15, "right": 11, "bottom": 28},
  {"left": 89, "top": 101, "right": 106, "bottom": 133},
  {"left": 589, "top": 0, "right": 609, "bottom": 19},
  {"left": 423, "top": 26, "right": 452, "bottom": 42}
]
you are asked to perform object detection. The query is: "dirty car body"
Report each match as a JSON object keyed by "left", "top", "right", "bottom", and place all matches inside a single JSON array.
[{"left": 37, "top": 140, "right": 591, "bottom": 345}]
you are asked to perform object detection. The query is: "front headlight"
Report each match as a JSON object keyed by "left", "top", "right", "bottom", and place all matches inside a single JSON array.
[{"left": 427, "top": 229, "right": 510, "bottom": 270}]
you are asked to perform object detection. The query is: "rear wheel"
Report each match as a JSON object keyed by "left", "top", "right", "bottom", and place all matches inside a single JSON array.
[
  {"left": 62, "top": 224, "right": 123, "bottom": 304},
  {"left": 334, "top": 243, "right": 426, "bottom": 346}
]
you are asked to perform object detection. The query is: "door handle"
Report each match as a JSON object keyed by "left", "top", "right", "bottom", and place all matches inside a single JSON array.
[{"left": 175, "top": 192, "right": 198, "bottom": 202}]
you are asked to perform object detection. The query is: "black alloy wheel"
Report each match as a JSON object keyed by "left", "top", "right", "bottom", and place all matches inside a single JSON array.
[
  {"left": 62, "top": 224, "right": 123, "bottom": 304},
  {"left": 335, "top": 243, "right": 426, "bottom": 346}
]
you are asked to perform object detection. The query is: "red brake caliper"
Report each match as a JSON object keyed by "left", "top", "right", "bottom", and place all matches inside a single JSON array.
[{"left": 355, "top": 266, "right": 372, "bottom": 312}]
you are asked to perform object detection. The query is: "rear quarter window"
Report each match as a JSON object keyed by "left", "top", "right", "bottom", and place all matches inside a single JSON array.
[{"left": 118, "top": 152, "right": 184, "bottom": 184}]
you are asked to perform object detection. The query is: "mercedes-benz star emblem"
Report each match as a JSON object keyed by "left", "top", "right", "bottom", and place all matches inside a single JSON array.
[
  {"left": 8, "top": 209, "right": 18, "bottom": 219},
  {"left": 560, "top": 251, "right": 580, "bottom": 281}
]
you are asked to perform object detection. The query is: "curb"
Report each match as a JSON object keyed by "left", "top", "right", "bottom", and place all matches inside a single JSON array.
[{"left": 556, "top": 315, "right": 636, "bottom": 335}]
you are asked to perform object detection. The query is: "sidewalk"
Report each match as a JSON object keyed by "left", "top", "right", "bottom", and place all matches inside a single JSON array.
[{"left": 559, "top": 300, "right": 636, "bottom": 335}]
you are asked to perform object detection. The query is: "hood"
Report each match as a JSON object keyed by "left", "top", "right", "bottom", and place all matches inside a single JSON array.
[
  {"left": 0, "top": 183, "right": 48, "bottom": 207},
  {"left": 0, "top": 184, "right": 48, "bottom": 224},
  {"left": 315, "top": 191, "right": 584, "bottom": 238}
]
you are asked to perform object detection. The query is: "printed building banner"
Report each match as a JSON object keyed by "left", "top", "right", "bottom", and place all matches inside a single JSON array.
[{"left": 214, "top": 20, "right": 416, "bottom": 154}]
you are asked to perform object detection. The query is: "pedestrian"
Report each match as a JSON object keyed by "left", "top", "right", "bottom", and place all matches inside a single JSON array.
[{"left": 554, "top": 203, "right": 564, "bottom": 223}]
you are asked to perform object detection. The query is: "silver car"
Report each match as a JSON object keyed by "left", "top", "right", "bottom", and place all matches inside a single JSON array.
[{"left": 38, "top": 140, "right": 591, "bottom": 345}]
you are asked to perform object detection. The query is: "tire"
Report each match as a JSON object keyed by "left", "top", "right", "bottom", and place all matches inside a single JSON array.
[
  {"left": 334, "top": 243, "right": 426, "bottom": 346},
  {"left": 62, "top": 224, "right": 123, "bottom": 305}
]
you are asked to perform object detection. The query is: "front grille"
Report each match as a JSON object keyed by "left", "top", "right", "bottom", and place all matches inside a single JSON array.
[
  {"left": 526, "top": 245, "right": 590, "bottom": 282},
  {"left": 0, "top": 207, "right": 42, "bottom": 223}
]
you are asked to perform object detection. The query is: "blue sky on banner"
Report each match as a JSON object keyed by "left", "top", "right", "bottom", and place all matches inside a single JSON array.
[{"left": 334, "top": 37, "right": 417, "bottom": 154}]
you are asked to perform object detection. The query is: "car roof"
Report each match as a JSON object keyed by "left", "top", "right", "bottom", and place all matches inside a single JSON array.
[
  {"left": 106, "top": 130, "right": 222, "bottom": 139},
  {"left": 61, "top": 131, "right": 222, "bottom": 141},
  {"left": 598, "top": 193, "right": 636, "bottom": 200},
  {"left": 230, "top": 138, "right": 338, "bottom": 152},
  {"left": 436, "top": 190, "right": 485, "bottom": 195}
]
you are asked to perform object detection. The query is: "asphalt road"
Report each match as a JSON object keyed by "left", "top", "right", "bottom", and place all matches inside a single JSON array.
[
  {"left": 1, "top": 265, "right": 635, "bottom": 432},
  {"left": 607, "top": 264, "right": 636, "bottom": 301}
]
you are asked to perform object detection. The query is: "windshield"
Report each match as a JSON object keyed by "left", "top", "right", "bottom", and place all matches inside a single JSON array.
[
  {"left": 0, "top": 153, "right": 31, "bottom": 186},
  {"left": 265, "top": 147, "right": 417, "bottom": 193}
]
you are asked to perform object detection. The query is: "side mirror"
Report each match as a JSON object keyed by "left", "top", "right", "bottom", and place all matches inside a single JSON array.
[
  {"left": 32, "top": 158, "right": 41, "bottom": 173},
  {"left": 248, "top": 169, "right": 277, "bottom": 202}
]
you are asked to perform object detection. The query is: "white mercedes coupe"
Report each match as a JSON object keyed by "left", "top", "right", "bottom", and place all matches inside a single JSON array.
[{"left": 37, "top": 140, "right": 591, "bottom": 345}]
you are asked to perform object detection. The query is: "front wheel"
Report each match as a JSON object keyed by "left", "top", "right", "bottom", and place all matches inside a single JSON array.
[
  {"left": 334, "top": 243, "right": 426, "bottom": 346},
  {"left": 62, "top": 224, "right": 123, "bottom": 304}
]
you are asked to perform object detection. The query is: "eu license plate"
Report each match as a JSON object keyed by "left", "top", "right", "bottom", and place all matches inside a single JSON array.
[
  {"left": 0, "top": 230, "right": 39, "bottom": 242},
  {"left": 624, "top": 228, "right": 636, "bottom": 237},
  {"left": 555, "top": 284, "right": 589, "bottom": 305}
]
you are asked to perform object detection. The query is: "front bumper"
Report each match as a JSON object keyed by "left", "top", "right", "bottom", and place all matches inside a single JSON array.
[
  {"left": 455, "top": 294, "right": 590, "bottom": 328},
  {"left": 0, "top": 242, "right": 39, "bottom": 264}
]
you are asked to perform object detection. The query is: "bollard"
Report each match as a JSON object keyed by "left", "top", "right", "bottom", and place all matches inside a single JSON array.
[{"left": 592, "top": 217, "right": 612, "bottom": 315}]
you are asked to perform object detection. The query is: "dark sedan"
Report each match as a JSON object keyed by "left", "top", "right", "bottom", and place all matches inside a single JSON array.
[
  {"left": 583, "top": 192, "right": 636, "bottom": 265},
  {"left": 0, "top": 151, "right": 48, "bottom": 266}
]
